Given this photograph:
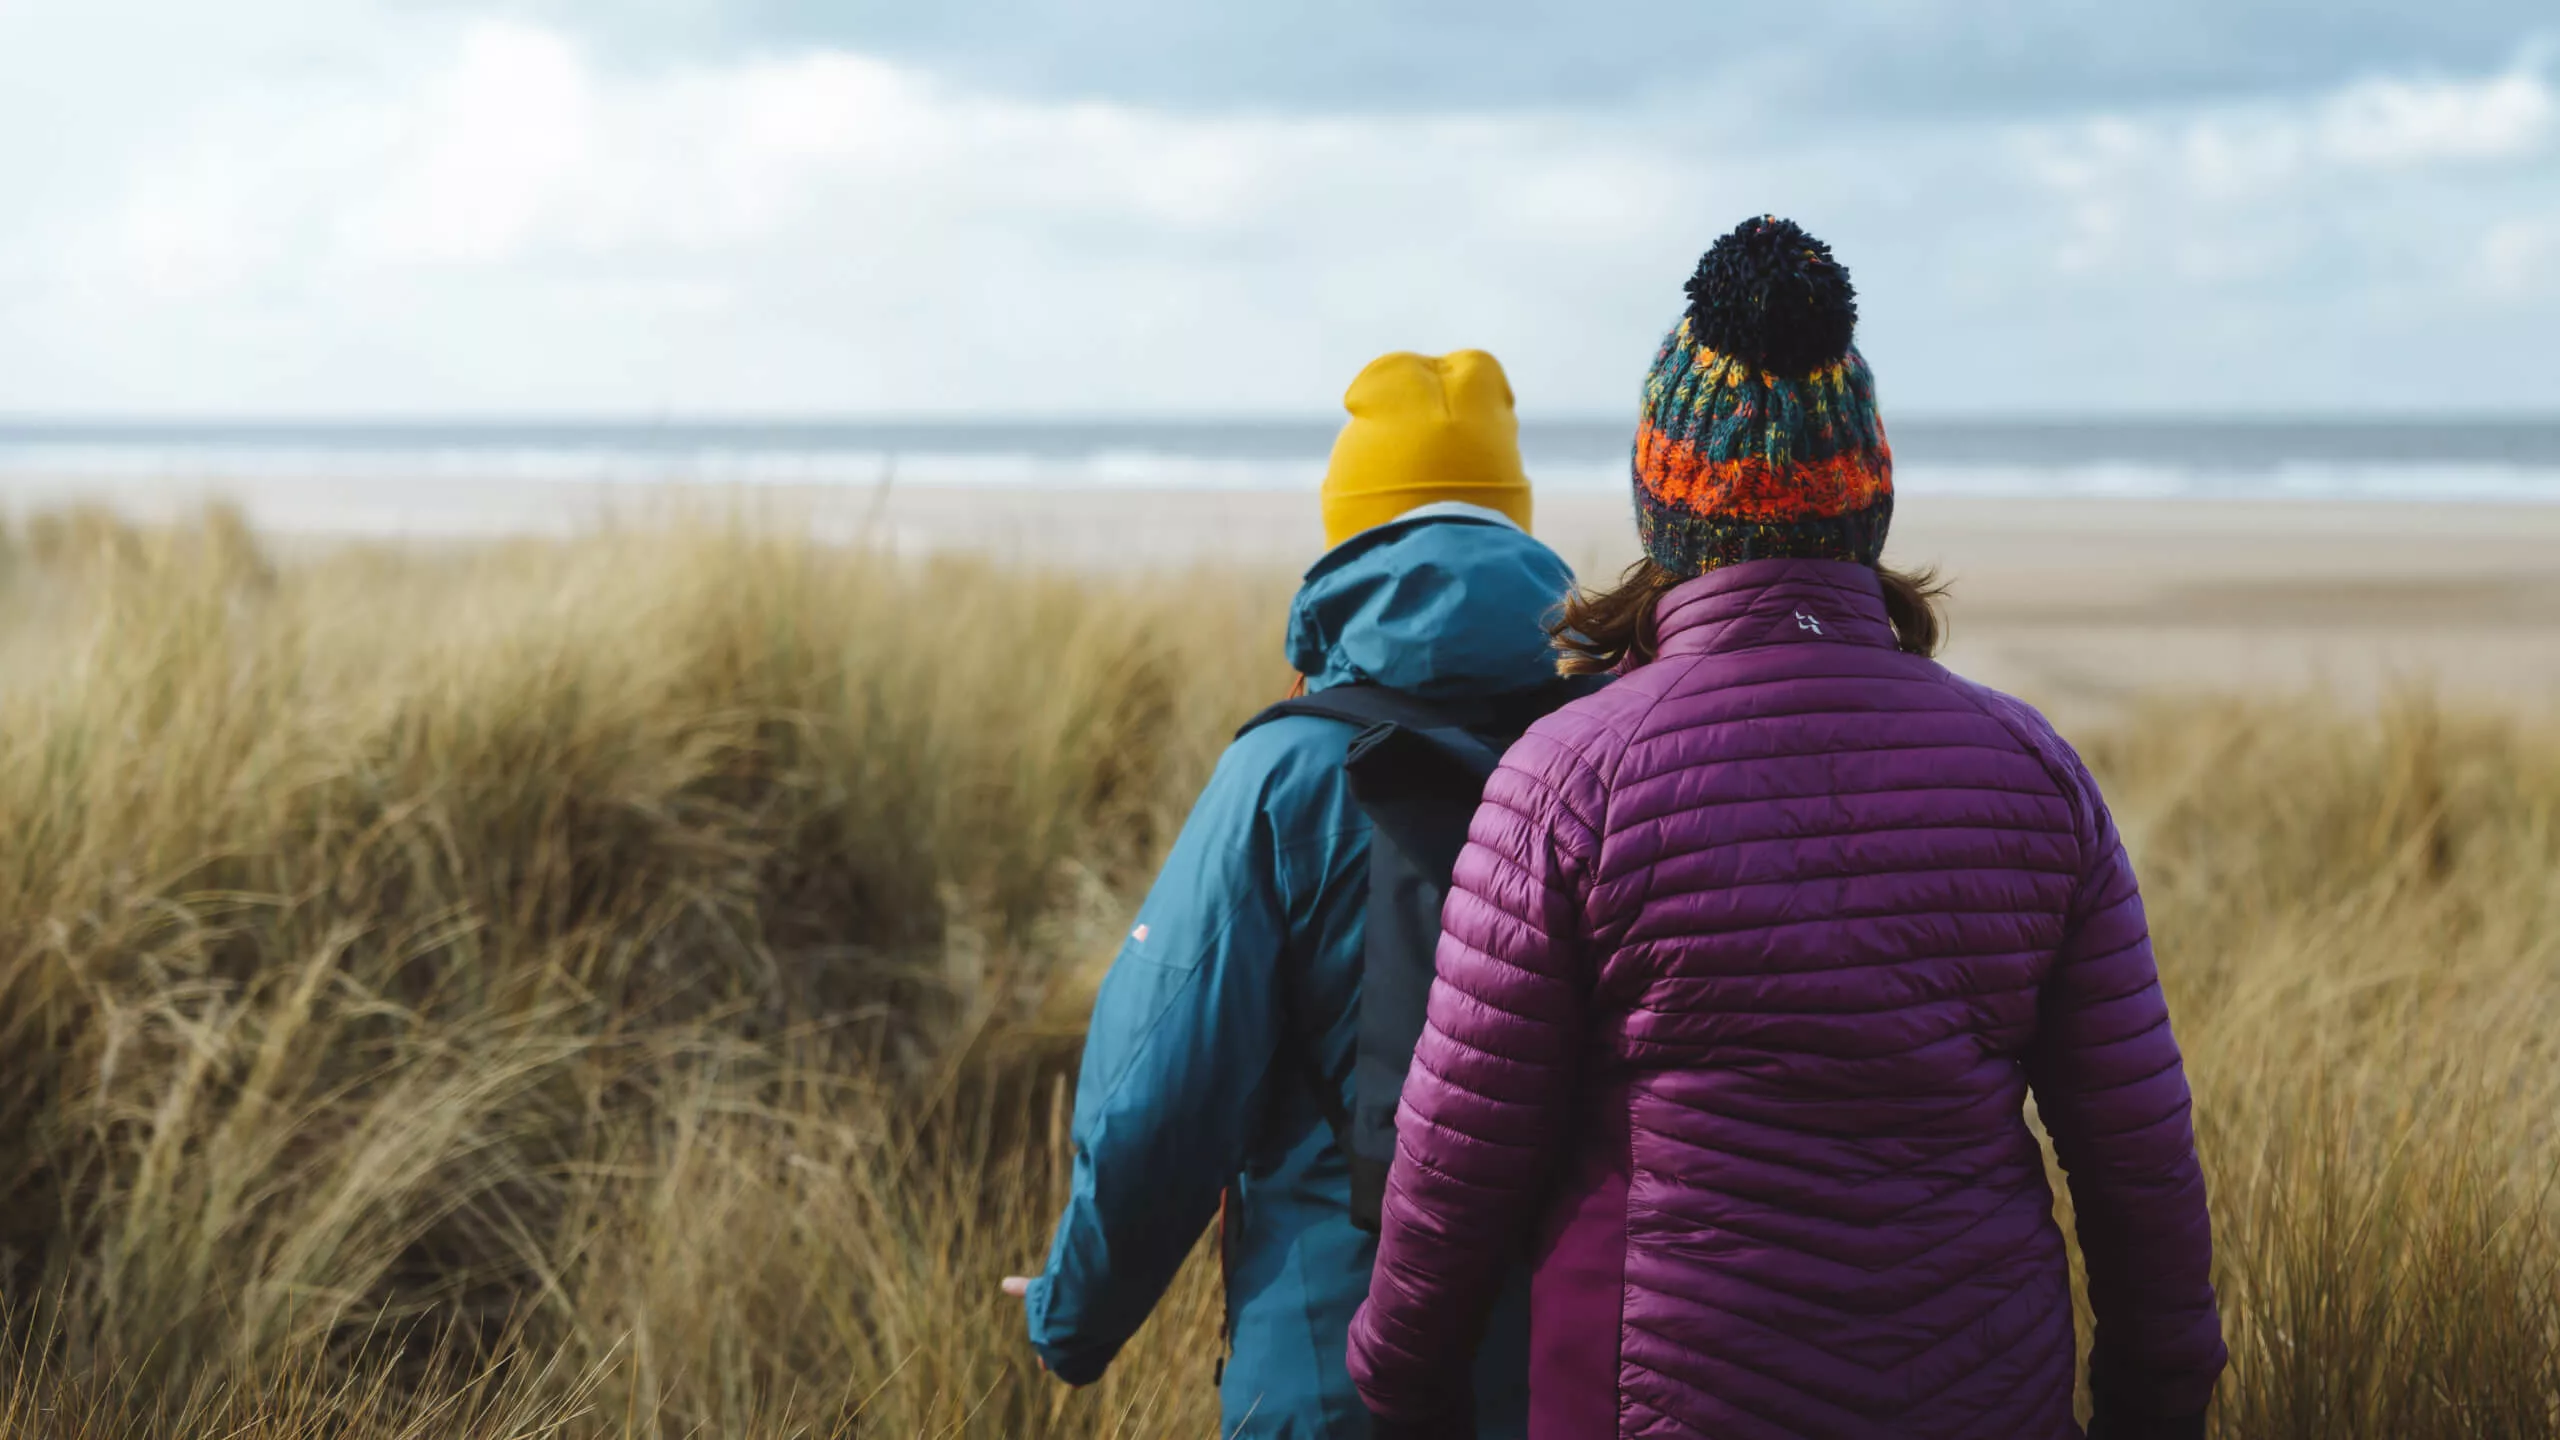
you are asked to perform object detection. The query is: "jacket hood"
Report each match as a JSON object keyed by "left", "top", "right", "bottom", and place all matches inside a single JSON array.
[{"left": 1286, "top": 514, "right": 1574, "bottom": 700}]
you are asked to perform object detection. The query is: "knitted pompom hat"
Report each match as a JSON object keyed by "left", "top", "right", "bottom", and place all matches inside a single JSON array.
[{"left": 1634, "top": 216, "right": 1892, "bottom": 578}]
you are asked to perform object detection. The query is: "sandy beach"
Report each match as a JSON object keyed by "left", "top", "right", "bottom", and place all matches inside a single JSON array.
[
  {"left": 864, "top": 486, "right": 2560, "bottom": 719},
  {"left": 7, "top": 473, "right": 2557, "bottom": 720},
  {"left": 723, "top": 484, "right": 2560, "bottom": 715}
]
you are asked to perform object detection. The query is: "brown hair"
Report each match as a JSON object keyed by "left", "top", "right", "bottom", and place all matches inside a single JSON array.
[{"left": 1550, "top": 559, "right": 1949, "bottom": 675}]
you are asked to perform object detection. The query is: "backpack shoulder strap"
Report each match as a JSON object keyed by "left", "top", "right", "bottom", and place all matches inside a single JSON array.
[
  {"left": 1240, "top": 676, "right": 1607, "bottom": 747},
  {"left": 1238, "top": 684, "right": 1459, "bottom": 740},
  {"left": 1233, "top": 688, "right": 1431, "bottom": 1199},
  {"left": 1232, "top": 676, "right": 1608, "bottom": 1229}
]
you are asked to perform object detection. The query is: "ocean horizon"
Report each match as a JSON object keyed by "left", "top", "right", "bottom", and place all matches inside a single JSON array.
[{"left": 4, "top": 416, "right": 2558, "bottom": 508}]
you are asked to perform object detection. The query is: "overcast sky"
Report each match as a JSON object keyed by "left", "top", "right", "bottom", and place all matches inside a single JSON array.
[{"left": 1, "top": 1, "right": 2554, "bottom": 416}]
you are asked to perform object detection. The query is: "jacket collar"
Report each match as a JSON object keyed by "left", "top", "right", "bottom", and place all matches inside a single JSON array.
[
  {"left": 1286, "top": 514, "right": 1577, "bottom": 701},
  {"left": 1650, "top": 558, "right": 1897, "bottom": 660}
]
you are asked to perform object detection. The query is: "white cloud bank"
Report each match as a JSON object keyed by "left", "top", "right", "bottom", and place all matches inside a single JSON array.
[
  {"left": 2024, "top": 66, "right": 2557, "bottom": 274},
  {"left": 0, "top": 4, "right": 2554, "bottom": 414}
]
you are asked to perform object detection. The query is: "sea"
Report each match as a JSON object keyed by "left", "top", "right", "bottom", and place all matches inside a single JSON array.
[{"left": 1, "top": 417, "right": 2556, "bottom": 536}]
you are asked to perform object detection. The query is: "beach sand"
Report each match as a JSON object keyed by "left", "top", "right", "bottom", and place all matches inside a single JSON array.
[
  {"left": 9, "top": 473, "right": 2558, "bottom": 720},
  {"left": 853, "top": 485, "right": 2560, "bottom": 722},
  {"left": 1888, "top": 499, "right": 2560, "bottom": 720}
]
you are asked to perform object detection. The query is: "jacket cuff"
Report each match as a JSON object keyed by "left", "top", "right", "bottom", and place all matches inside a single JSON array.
[
  {"left": 1350, "top": 1351, "right": 1476, "bottom": 1434},
  {"left": 1364, "top": 1390, "right": 1475, "bottom": 1440},
  {"left": 2086, "top": 1345, "right": 2221, "bottom": 1433},
  {"left": 1366, "top": 1411, "right": 1475, "bottom": 1440},
  {"left": 2086, "top": 1409, "right": 2207, "bottom": 1440},
  {"left": 1023, "top": 1275, "right": 1117, "bottom": 1386}
]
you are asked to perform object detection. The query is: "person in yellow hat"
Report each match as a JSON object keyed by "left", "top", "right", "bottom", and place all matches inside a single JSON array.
[
  {"left": 1006, "top": 351, "right": 1586, "bottom": 1438},
  {"left": 1319, "top": 349, "right": 1534, "bottom": 550}
]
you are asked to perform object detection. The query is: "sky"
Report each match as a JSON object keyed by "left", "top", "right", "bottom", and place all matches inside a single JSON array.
[{"left": 0, "top": 1, "right": 2554, "bottom": 417}]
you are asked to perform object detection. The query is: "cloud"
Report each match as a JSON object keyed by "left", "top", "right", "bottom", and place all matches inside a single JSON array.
[
  {"left": 0, "top": 6, "right": 2555, "bottom": 416},
  {"left": 2485, "top": 216, "right": 2560, "bottom": 294},
  {"left": 2022, "top": 65, "right": 2556, "bottom": 202},
  {"left": 2318, "top": 67, "right": 2555, "bottom": 165},
  {"left": 0, "top": 12, "right": 1739, "bottom": 414},
  {"left": 2017, "top": 63, "right": 2558, "bottom": 285},
  {"left": 471, "top": 0, "right": 2560, "bottom": 122}
]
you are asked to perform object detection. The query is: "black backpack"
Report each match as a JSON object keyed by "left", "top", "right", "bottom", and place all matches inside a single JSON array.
[{"left": 1235, "top": 676, "right": 1601, "bottom": 1231}]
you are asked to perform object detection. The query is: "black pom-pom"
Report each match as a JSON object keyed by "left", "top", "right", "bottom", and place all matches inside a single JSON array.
[{"left": 1682, "top": 216, "right": 1858, "bottom": 377}]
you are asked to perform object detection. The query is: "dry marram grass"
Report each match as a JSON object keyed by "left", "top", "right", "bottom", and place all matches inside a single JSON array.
[{"left": 0, "top": 506, "right": 2548, "bottom": 1437}]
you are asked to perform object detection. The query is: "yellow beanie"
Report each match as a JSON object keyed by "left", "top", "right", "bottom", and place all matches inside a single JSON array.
[{"left": 1320, "top": 350, "right": 1533, "bottom": 549}]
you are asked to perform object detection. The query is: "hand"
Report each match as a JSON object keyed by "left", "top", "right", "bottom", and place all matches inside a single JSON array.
[{"left": 999, "top": 1277, "right": 1051, "bottom": 1377}]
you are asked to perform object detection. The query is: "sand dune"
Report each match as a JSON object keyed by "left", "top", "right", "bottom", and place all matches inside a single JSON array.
[
  {"left": 850, "top": 485, "right": 2560, "bottom": 717},
  {"left": 6, "top": 473, "right": 2555, "bottom": 716}
]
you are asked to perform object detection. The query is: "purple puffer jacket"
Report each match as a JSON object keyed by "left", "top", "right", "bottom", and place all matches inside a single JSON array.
[{"left": 1348, "top": 559, "right": 2224, "bottom": 1439}]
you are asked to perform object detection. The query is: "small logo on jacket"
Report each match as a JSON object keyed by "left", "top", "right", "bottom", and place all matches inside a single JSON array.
[
  {"left": 1130, "top": 923, "right": 1149, "bottom": 943},
  {"left": 1795, "top": 610, "right": 1825, "bottom": 635}
]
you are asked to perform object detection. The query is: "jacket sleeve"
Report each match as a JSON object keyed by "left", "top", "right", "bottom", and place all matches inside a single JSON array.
[
  {"left": 1348, "top": 732, "right": 1599, "bottom": 1422},
  {"left": 1023, "top": 739, "right": 1296, "bottom": 1383},
  {"left": 2025, "top": 765, "right": 2227, "bottom": 1425}
]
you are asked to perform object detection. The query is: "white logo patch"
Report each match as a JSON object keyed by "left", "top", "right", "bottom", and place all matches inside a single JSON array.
[{"left": 1796, "top": 610, "right": 1825, "bottom": 635}]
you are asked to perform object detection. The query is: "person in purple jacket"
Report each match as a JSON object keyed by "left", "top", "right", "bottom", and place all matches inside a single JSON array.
[{"left": 1346, "top": 217, "right": 2227, "bottom": 1440}]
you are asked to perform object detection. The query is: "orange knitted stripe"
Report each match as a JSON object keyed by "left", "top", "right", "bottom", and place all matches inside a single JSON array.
[{"left": 1635, "top": 423, "right": 1893, "bottom": 523}]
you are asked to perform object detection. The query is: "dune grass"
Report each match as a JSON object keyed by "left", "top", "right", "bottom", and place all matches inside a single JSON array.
[{"left": 0, "top": 504, "right": 2549, "bottom": 1437}]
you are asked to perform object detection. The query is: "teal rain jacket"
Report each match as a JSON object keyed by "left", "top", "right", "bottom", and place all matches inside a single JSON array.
[{"left": 1024, "top": 512, "right": 1576, "bottom": 1437}]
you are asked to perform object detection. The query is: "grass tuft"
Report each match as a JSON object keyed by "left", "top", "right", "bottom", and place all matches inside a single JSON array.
[{"left": 0, "top": 507, "right": 2549, "bottom": 1436}]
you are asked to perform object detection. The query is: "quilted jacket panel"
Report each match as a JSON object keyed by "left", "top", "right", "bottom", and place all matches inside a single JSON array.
[{"left": 1348, "top": 558, "right": 2224, "bottom": 1439}]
